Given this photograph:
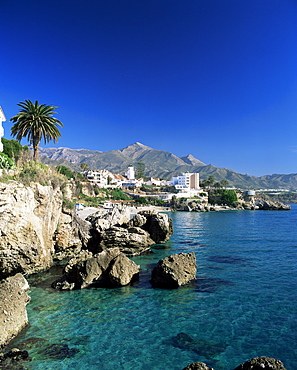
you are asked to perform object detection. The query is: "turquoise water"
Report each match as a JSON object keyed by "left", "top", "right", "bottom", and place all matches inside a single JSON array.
[{"left": 7, "top": 206, "right": 297, "bottom": 369}]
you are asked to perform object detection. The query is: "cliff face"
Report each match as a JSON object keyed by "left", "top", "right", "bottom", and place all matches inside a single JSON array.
[
  {"left": 0, "top": 273, "right": 30, "bottom": 348},
  {"left": 0, "top": 180, "right": 87, "bottom": 347},
  {"left": 0, "top": 181, "right": 63, "bottom": 278}
]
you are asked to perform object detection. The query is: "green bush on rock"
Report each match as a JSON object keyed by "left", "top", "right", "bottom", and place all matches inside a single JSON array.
[{"left": 0, "top": 152, "right": 17, "bottom": 170}]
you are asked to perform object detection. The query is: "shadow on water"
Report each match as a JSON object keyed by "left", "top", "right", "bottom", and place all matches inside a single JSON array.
[
  {"left": 207, "top": 255, "right": 250, "bottom": 266},
  {"left": 178, "top": 240, "right": 208, "bottom": 247},
  {"left": 195, "top": 276, "right": 235, "bottom": 293},
  {"left": 27, "top": 264, "right": 65, "bottom": 293}
]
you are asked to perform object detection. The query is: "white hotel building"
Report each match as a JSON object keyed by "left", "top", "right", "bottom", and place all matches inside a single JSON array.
[
  {"left": 170, "top": 172, "right": 200, "bottom": 191},
  {"left": 169, "top": 172, "right": 205, "bottom": 199}
]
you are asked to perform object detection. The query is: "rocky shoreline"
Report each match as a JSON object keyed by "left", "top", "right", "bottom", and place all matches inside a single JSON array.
[{"left": 0, "top": 181, "right": 291, "bottom": 369}]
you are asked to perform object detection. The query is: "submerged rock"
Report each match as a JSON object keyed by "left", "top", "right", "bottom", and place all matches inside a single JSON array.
[
  {"left": 165, "top": 332, "right": 225, "bottom": 359},
  {"left": 151, "top": 252, "right": 197, "bottom": 288},
  {"left": 0, "top": 349, "right": 31, "bottom": 370},
  {"left": 37, "top": 343, "right": 79, "bottom": 360}
]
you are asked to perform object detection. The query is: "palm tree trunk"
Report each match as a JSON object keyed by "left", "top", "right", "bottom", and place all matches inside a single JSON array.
[{"left": 33, "top": 143, "right": 39, "bottom": 162}]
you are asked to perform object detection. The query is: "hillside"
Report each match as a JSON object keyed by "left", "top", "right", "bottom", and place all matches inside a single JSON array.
[{"left": 38, "top": 142, "right": 297, "bottom": 190}]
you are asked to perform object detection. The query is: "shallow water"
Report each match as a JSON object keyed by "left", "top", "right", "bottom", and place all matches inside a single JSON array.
[{"left": 7, "top": 206, "right": 297, "bottom": 369}]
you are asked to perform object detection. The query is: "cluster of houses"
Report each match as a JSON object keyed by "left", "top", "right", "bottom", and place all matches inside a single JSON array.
[{"left": 83, "top": 166, "right": 208, "bottom": 202}]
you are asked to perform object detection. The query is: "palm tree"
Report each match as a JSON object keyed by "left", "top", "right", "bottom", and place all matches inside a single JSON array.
[
  {"left": 10, "top": 100, "right": 64, "bottom": 162},
  {"left": 80, "top": 162, "right": 89, "bottom": 171}
]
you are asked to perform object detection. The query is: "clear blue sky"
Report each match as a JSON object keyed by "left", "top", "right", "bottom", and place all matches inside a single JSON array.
[{"left": 1, "top": 0, "right": 297, "bottom": 176}]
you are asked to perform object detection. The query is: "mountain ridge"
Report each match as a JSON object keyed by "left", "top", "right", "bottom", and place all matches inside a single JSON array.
[{"left": 38, "top": 143, "right": 297, "bottom": 190}]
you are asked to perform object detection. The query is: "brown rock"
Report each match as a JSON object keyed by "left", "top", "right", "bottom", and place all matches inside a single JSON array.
[
  {"left": 0, "top": 274, "right": 30, "bottom": 347},
  {"left": 182, "top": 363, "right": 214, "bottom": 370},
  {"left": 138, "top": 210, "right": 173, "bottom": 243},
  {"left": 52, "top": 248, "right": 140, "bottom": 289},
  {"left": 0, "top": 182, "right": 63, "bottom": 278},
  {"left": 107, "top": 253, "right": 140, "bottom": 286},
  {"left": 233, "top": 356, "right": 287, "bottom": 370},
  {"left": 151, "top": 252, "right": 197, "bottom": 288},
  {"left": 96, "top": 226, "right": 154, "bottom": 256}
]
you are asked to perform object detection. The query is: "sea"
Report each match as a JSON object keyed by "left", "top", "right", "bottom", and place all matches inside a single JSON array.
[{"left": 6, "top": 205, "right": 297, "bottom": 370}]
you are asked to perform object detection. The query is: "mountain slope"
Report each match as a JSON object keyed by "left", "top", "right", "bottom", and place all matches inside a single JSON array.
[{"left": 38, "top": 143, "right": 297, "bottom": 190}]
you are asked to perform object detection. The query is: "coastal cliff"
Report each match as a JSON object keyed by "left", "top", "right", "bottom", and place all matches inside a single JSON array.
[
  {"left": 0, "top": 180, "right": 82, "bottom": 347},
  {"left": 0, "top": 181, "right": 63, "bottom": 278}
]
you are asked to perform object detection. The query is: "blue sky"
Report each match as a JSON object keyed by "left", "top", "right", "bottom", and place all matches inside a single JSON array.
[{"left": 1, "top": 0, "right": 297, "bottom": 176}]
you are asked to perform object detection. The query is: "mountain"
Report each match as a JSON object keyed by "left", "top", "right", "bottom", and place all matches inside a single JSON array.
[{"left": 38, "top": 142, "right": 297, "bottom": 190}]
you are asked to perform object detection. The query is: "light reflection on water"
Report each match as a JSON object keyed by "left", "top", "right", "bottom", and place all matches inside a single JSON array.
[{"left": 6, "top": 206, "right": 297, "bottom": 370}]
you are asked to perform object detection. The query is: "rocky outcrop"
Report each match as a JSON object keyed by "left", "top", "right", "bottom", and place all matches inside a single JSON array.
[
  {"left": 93, "top": 226, "right": 155, "bottom": 255},
  {"left": 87, "top": 207, "right": 173, "bottom": 256},
  {"left": 53, "top": 210, "right": 91, "bottom": 260},
  {"left": 52, "top": 247, "right": 140, "bottom": 290},
  {"left": 256, "top": 201, "right": 290, "bottom": 211},
  {"left": 151, "top": 252, "right": 197, "bottom": 288},
  {"left": 137, "top": 210, "right": 173, "bottom": 243},
  {"left": 86, "top": 205, "right": 131, "bottom": 231},
  {"left": 0, "top": 182, "right": 63, "bottom": 278},
  {"left": 0, "top": 274, "right": 30, "bottom": 347},
  {"left": 232, "top": 356, "right": 287, "bottom": 370}
]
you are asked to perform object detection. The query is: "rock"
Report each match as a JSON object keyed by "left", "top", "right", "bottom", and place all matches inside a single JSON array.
[
  {"left": 0, "top": 182, "right": 63, "bottom": 278},
  {"left": 182, "top": 363, "right": 214, "bottom": 370},
  {"left": 0, "top": 274, "right": 30, "bottom": 347},
  {"left": 85, "top": 207, "right": 173, "bottom": 256},
  {"left": 151, "top": 252, "right": 197, "bottom": 288},
  {"left": 86, "top": 205, "right": 131, "bottom": 230},
  {"left": 164, "top": 332, "right": 225, "bottom": 360},
  {"left": 0, "top": 349, "right": 31, "bottom": 370},
  {"left": 193, "top": 204, "right": 211, "bottom": 212},
  {"left": 108, "top": 253, "right": 140, "bottom": 286},
  {"left": 37, "top": 343, "right": 79, "bottom": 360},
  {"left": 95, "top": 226, "right": 155, "bottom": 256},
  {"left": 52, "top": 248, "right": 140, "bottom": 289},
  {"left": 257, "top": 201, "right": 290, "bottom": 211},
  {"left": 53, "top": 211, "right": 91, "bottom": 260},
  {"left": 125, "top": 213, "right": 147, "bottom": 228},
  {"left": 138, "top": 210, "right": 173, "bottom": 243},
  {"left": 232, "top": 356, "right": 287, "bottom": 370}
]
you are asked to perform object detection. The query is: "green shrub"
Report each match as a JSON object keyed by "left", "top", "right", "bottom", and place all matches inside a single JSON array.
[
  {"left": 208, "top": 189, "right": 238, "bottom": 206},
  {"left": 62, "top": 198, "right": 75, "bottom": 210},
  {"left": 1, "top": 138, "right": 28, "bottom": 161},
  {"left": 55, "top": 165, "right": 74, "bottom": 179},
  {"left": 0, "top": 153, "right": 17, "bottom": 170},
  {"left": 15, "top": 161, "right": 66, "bottom": 188}
]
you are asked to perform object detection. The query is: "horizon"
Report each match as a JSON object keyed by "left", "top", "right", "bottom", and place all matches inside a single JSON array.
[{"left": 1, "top": 0, "right": 297, "bottom": 177}]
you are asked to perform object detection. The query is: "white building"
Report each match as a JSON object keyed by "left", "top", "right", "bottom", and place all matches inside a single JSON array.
[
  {"left": 84, "top": 169, "right": 112, "bottom": 187},
  {"left": 145, "top": 177, "right": 168, "bottom": 186},
  {"left": 0, "top": 107, "right": 6, "bottom": 152},
  {"left": 170, "top": 172, "right": 200, "bottom": 191},
  {"left": 126, "top": 166, "right": 135, "bottom": 180}
]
